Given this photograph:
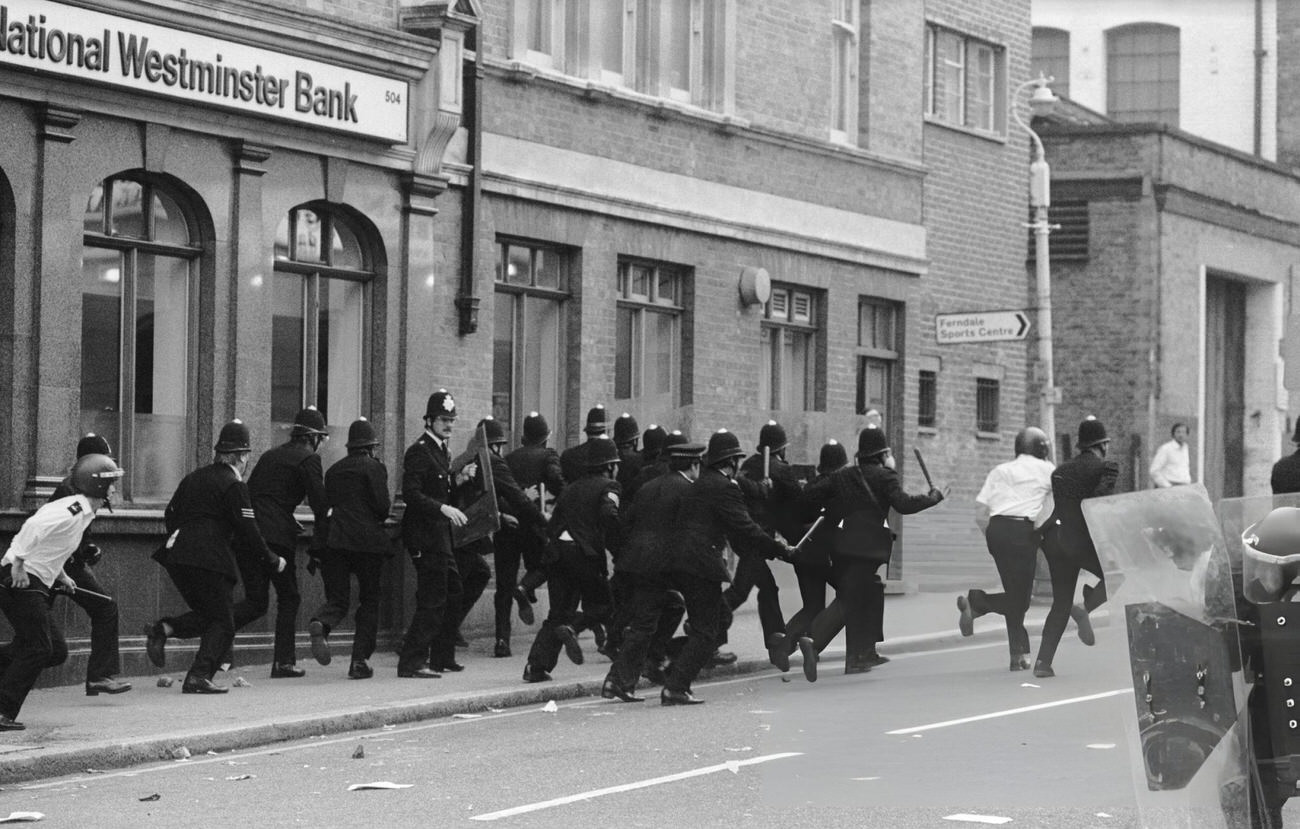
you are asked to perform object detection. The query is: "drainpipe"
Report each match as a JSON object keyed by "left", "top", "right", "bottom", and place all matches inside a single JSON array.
[
  {"left": 455, "top": 37, "right": 483, "bottom": 336},
  {"left": 1255, "top": 0, "right": 1265, "bottom": 157}
]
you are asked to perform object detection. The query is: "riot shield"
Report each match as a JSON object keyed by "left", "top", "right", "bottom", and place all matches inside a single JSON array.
[
  {"left": 1082, "top": 485, "right": 1249, "bottom": 828},
  {"left": 450, "top": 424, "right": 501, "bottom": 548},
  {"left": 1218, "top": 493, "right": 1300, "bottom": 828}
]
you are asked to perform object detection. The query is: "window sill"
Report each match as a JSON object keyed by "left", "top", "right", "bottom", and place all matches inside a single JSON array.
[
  {"left": 975, "top": 430, "right": 1002, "bottom": 441},
  {"left": 917, "top": 426, "right": 938, "bottom": 437},
  {"left": 923, "top": 115, "right": 1008, "bottom": 145}
]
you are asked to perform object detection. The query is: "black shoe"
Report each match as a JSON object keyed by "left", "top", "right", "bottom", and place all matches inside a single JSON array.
[
  {"left": 270, "top": 663, "right": 306, "bottom": 678},
  {"left": 143, "top": 622, "right": 167, "bottom": 668},
  {"left": 86, "top": 678, "right": 132, "bottom": 696},
  {"left": 661, "top": 688, "right": 704, "bottom": 706},
  {"left": 494, "top": 639, "right": 512, "bottom": 658},
  {"left": 601, "top": 678, "right": 644, "bottom": 703},
  {"left": 348, "top": 660, "right": 373, "bottom": 680},
  {"left": 1010, "top": 655, "right": 1032, "bottom": 672},
  {"left": 865, "top": 651, "right": 890, "bottom": 668},
  {"left": 1070, "top": 604, "right": 1096, "bottom": 646},
  {"left": 182, "top": 676, "right": 229, "bottom": 694},
  {"left": 522, "top": 663, "right": 552, "bottom": 683},
  {"left": 431, "top": 661, "right": 465, "bottom": 673},
  {"left": 591, "top": 622, "right": 607, "bottom": 653},
  {"left": 1033, "top": 660, "right": 1055, "bottom": 678},
  {"left": 455, "top": 633, "right": 469, "bottom": 648},
  {"left": 708, "top": 649, "right": 738, "bottom": 668},
  {"left": 0, "top": 714, "right": 24, "bottom": 730},
  {"left": 397, "top": 667, "right": 442, "bottom": 679},
  {"left": 844, "top": 657, "right": 873, "bottom": 675},
  {"left": 556, "top": 624, "right": 584, "bottom": 665},
  {"left": 514, "top": 589, "right": 535, "bottom": 626},
  {"left": 767, "top": 633, "right": 790, "bottom": 672},
  {"left": 957, "top": 593, "right": 975, "bottom": 637},
  {"left": 798, "top": 637, "right": 817, "bottom": 682},
  {"left": 309, "top": 620, "right": 331, "bottom": 666}
]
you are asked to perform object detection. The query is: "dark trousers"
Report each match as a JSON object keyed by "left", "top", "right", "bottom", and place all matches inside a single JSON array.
[
  {"left": 161, "top": 563, "right": 236, "bottom": 681},
  {"left": 607, "top": 573, "right": 685, "bottom": 690},
  {"left": 831, "top": 559, "right": 884, "bottom": 663},
  {"left": 782, "top": 560, "right": 834, "bottom": 651},
  {"left": 0, "top": 581, "right": 66, "bottom": 720},
  {"left": 311, "top": 549, "right": 384, "bottom": 663},
  {"left": 453, "top": 542, "right": 492, "bottom": 633},
  {"left": 492, "top": 525, "right": 539, "bottom": 641},
  {"left": 398, "top": 551, "right": 462, "bottom": 673},
  {"left": 1035, "top": 541, "right": 1106, "bottom": 668},
  {"left": 663, "top": 573, "right": 725, "bottom": 695},
  {"left": 723, "top": 555, "right": 785, "bottom": 643},
  {"left": 61, "top": 558, "right": 120, "bottom": 681},
  {"left": 526, "top": 542, "right": 611, "bottom": 673},
  {"left": 232, "top": 542, "right": 300, "bottom": 665},
  {"left": 977, "top": 517, "right": 1040, "bottom": 657},
  {"left": 604, "top": 570, "right": 636, "bottom": 655}
]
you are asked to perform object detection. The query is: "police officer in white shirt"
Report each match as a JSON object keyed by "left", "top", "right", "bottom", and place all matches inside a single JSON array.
[
  {"left": 0, "top": 454, "right": 122, "bottom": 730},
  {"left": 957, "top": 428, "right": 1055, "bottom": 671},
  {"left": 1149, "top": 422, "right": 1192, "bottom": 488}
]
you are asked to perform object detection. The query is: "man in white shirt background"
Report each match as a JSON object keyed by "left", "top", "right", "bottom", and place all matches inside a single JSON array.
[
  {"left": 1149, "top": 423, "right": 1192, "bottom": 488},
  {"left": 957, "top": 427, "right": 1055, "bottom": 671}
]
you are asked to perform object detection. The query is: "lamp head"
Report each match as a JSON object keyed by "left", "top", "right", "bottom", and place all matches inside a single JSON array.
[{"left": 1028, "top": 74, "right": 1058, "bottom": 118}]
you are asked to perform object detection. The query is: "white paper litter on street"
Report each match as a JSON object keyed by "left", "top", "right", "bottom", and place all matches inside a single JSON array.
[
  {"left": 541, "top": 700, "right": 558, "bottom": 713},
  {"left": 1086, "top": 743, "right": 1116, "bottom": 749},
  {"left": 452, "top": 713, "right": 482, "bottom": 719},
  {"left": 0, "top": 814, "right": 44, "bottom": 824},
  {"left": 942, "top": 814, "right": 1013, "bottom": 825}
]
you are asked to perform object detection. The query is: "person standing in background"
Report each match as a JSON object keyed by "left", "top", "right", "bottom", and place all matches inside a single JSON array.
[{"left": 1149, "top": 423, "right": 1192, "bottom": 488}]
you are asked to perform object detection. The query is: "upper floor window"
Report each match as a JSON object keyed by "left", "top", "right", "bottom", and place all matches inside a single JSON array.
[
  {"left": 1031, "top": 27, "right": 1070, "bottom": 100},
  {"left": 924, "top": 24, "right": 1006, "bottom": 134},
  {"left": 494, "top": 240, "right": 571, "bottom": 445},
  {"left": 512, "top": 0, "right": 732, "bottom": 112},
  {"left": 1107, "top": 23, "right": 1179, "bottom": 125},
  {"left": 976, "top": 377, "right": 1000, "bottom": 433},
  {"left": 273, "top": 205, "right": 375, "bottom": 471},
  {"left": 761, "top": 285, "right": 822, "bottom": 412},
  {"left": 81, "top": 174, "right": 200, "bottom": 502},
  {"left": 918, "top": 369, "right": 937, "bottom": 429},
  {"left": 616, "top": 259, "right": 685, "bottom": 409},
  {"left": 830, "top": 0, "right": 859, "bottom": 143}
]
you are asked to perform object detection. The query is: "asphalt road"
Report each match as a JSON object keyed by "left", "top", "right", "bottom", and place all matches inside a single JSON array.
[{"left": 6, "top": 639, "right": 1294, "bottom": 828}]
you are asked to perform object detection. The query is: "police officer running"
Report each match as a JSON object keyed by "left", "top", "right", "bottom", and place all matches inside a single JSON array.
[{"left": 0, "top": 453, "right": 123, "bottom": 728}]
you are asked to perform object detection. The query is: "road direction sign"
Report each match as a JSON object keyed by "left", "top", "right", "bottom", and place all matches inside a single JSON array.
[{"left": 935, "top": 310, "right": 1030, "bottom": 344}]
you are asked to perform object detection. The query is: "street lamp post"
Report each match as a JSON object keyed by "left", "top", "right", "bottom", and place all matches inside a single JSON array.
[{"left": 1012, "top": 74, "right": 1060, "bottom": 457}]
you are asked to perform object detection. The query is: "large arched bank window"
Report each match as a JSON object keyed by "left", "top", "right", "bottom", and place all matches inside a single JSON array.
[
  {"left": 273, "top": 205, "right": 373, "bottom": 471},
  {"left": 82, "top": 175, "right": 198, "bottom": 502}
]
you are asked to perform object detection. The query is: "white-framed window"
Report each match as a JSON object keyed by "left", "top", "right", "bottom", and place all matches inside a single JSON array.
[
  {"left": 511, "top": 0, "right": 733, "bottom": 112},
  {"left": 494, "top": 240, "right": 570, "bottom": 445},
  {"left": 856, "top": 298, "right": 900, "bottom": 422},
  {"left": 830, "top": 0, "right": 859, "bottom": 143},
  {"left": 616, "top": 259, "right": 684, "bottom": 409},
  {"left": 924, "top": 23, "right": 1006, "bottom": 134},
  {"left": 761, "top": 285, "right": 821, "bottom": 412},
  {"left": 273, "top": 205, "right": 374, "bottom": 472},
  {"left": 81, "top": 175, "right": 199, "bottom": 503}
]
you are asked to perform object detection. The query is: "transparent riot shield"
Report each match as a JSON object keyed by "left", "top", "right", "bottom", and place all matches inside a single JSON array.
[
  {"left": 1082, "top": 485, "right": 1249, "bottom": 828},
  {"left": 1219, "top": 493, "right": 1300, "bottom": 829}
]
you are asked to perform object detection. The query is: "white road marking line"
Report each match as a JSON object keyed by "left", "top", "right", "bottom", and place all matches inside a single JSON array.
[
  {"left": 468, "top": 752, "right": 803, "bottom": 821},
  {"left": 943, "top": 814, "right": 1013, "bottom": 825},
  {"left": 886, "top": 688, "right": 1130, "bottom": 734}
]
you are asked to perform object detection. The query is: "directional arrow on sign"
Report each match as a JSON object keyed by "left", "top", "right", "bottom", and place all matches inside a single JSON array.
[{"left": 935, "top": 310, "right": 1032, "bottom": 344}]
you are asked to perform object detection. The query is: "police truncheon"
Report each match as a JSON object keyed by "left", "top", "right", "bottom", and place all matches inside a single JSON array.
[{"left": 1082, "top": 485, "right": 1249, "bottom": 828}]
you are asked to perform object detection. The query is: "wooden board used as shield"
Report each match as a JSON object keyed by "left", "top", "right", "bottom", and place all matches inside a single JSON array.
[{"left": 450, "top": 424, "right": 500, "bottom": 548}]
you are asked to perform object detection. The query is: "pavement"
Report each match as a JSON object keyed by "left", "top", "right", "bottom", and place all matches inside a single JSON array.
[{"left": 0, "top": 584, "right": 1105, "bottom": 785}]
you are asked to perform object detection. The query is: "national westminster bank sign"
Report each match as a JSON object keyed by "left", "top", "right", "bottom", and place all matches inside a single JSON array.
[{"left": 0, "top": 0, "right": 409, "bottom": 142}]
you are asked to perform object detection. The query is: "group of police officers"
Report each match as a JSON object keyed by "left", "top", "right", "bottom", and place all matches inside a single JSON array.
[{"left": 0, "top": 385, "right": 949, "bottom": 723}]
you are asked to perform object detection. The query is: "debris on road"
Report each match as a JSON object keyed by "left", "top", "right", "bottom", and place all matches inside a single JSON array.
[
  {"left": 155, "top": 677, "right": 174, "bottom": 688},
  {"left": 0, "top": 813, "right": 44, "bottom": 823},
  {"left": 942, "top": 815, "right": 1011, "bottom": 825},
  {"left": 225, "top": 775, "right": 255, "bottom": 781},
  {"left": 138, "top": 794, "right": 161, "bottom": 802},
  {"left": 541, "top": 700, "right": 558, "bottom": 713},
  {"left": 351, "top": 746, "right": 365, "bottom": 760},
  {"left": 451, "top": 713, "right": 481, "bottom": 719},
  {"left": 347, "top": 782, "right": 412, "bottom": 791},
  {"left": 170, "top": 746, "right": 190, "bottom": 760},
  {"left": 233, "top": 677, "right": 252, "bottom": 688}
]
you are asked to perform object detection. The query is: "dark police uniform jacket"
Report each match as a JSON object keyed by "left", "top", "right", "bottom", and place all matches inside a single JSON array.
[
  {"left": 401, "top": 431, "right": 469, "bottom": 558},
  {"left": 1271, "top": 451, "right": 1300, "bottom": 494},
  {"left": 624, "top": 459, "right": 667, "bottom": 502},
  {"left": 548, "top": 474, "right": 621, "bottom": 562},
  {"left": 323, "top": 452, "right": 391, "bottom": 556},
  {"left": 154, "top": 462, "right": 274, "bottom": 581},
  {"left": 1042, "top": 450, "right": 1119, "bottom": 563},
  {"left": 616, "top": 446, "right": 645, "bottom": 493},
  {"left": 618, "top": 470, "right": 692, "bottom": 576},
  {"left": 739, "top": 453, "right": 807, "bottom": 544},
  {"left": 675, "top": 467, "right": 785, "bottom": 584},
  {"left": 246, "top": 440, "right": 328, "bottom": 551},
  {"left": 559, "top": 440, "right": 596, "bottom": 488},
  {"left": 801, "top": 462, "right": 941, "bottom": 560},
  {"left": 489, "top": 452, "right": 546, "bottom": 533},
  {"left": 505, "top": 442, "right": 566, "bottom": 500}
]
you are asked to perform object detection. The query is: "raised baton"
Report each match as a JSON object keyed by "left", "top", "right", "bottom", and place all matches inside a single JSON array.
[
  {"left": 792, "top": 514, "right": 827, "bottom": 552},
  {"left": 54, "top": 584, "right": 112, "bottom": 601},
  {"left": 913, "top": 447, "right": 935, "bottom": 490}
]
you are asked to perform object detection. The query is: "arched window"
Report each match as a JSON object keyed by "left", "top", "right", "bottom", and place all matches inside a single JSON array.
[
  {"left": 1031, "top": 27, "right": 1070, "bottom": 100},
  {"left": 81, "top": 175, "right": 199, "bottom": 502},
  {"left": 1107, "top": 23, "right": 1179, "bottom": 125},
  {"left": 273, "top": 205, "right": 374, "bottom": 470}
]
